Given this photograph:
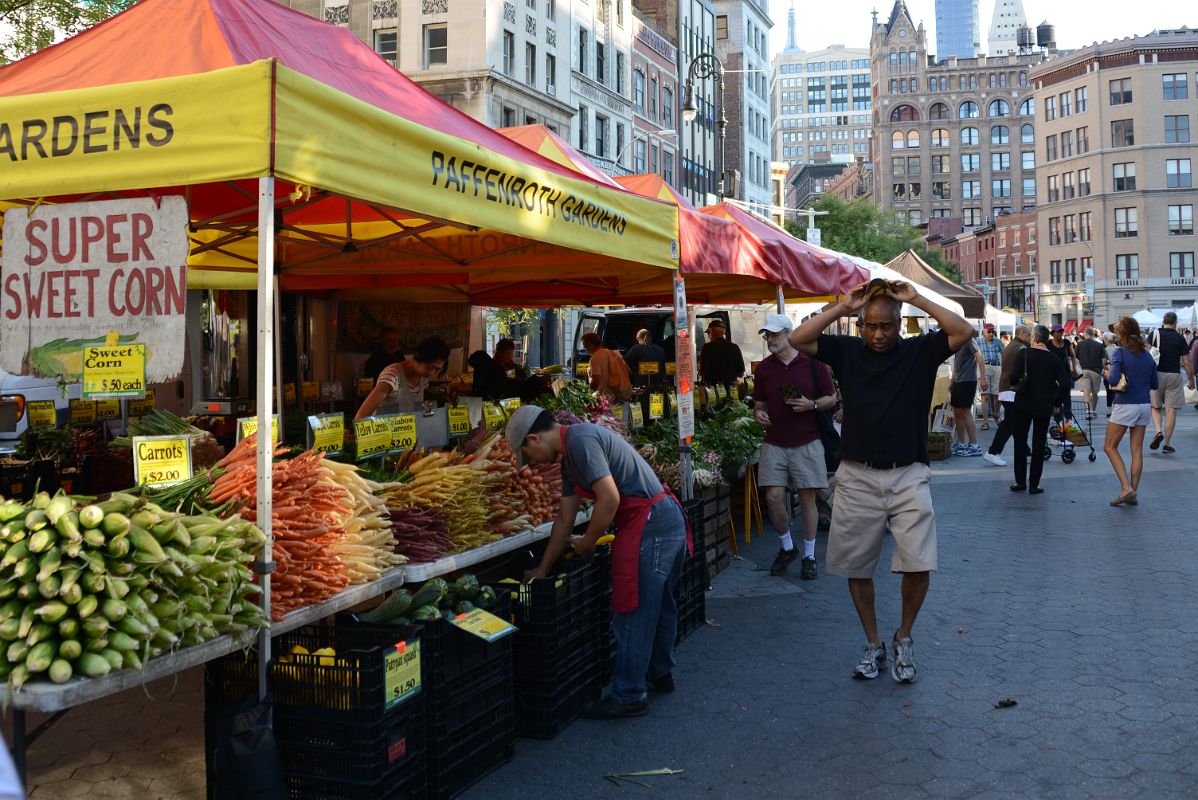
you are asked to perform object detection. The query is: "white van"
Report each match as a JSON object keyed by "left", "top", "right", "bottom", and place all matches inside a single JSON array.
[{"left": 0, "top": 371, "right": 81, "bottom": 454}]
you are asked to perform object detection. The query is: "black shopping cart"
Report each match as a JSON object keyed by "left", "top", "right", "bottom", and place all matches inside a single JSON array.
[{"left": 1045, "top": 398, "right": 1097, "bottom": 463}]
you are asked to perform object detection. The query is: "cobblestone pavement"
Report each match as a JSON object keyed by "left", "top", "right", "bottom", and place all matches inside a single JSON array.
[{"left": 7, "top": 409, "right": 1198, "bottom": 799}]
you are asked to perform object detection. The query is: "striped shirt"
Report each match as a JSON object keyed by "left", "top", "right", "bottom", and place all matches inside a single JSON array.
[{"left": 977, "top": 336, "right": 1003, "bottom": 366}]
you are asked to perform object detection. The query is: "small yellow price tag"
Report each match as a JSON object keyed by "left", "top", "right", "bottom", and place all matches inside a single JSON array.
[
  {"left": 483, "top": 403, "right": 505, "bottom": 429},
  {"left": 630, "top": 404, "right": 645, "bottom": 428},
  {"left": 384, "top": 639, "right": 422, "bottom": 709},
  {"left": 69, "top": 399, "right": 96, "bottom": 424},
  {"left": 94, "top": 398, "right": 121, "bottom": 420},
  {"left": 665, "top": 362, "right": 677, "bottom": 375},
  {"left": 132, "top": 435, "right": 193, "bottom": 488},
  {"left": 128, "top": 390, "right": 156, "bottom": 418},
  {"left": 447, "top": 404, "right": 472, "bottom": 437},
  {"left": 302, "top": 381, "right": 320, "bottom": 402},
  {"left": 713, "top": 384, "right": 726, "bottom": 402},
  {"left": 82, "top": 343, "right": 146, "bottom": 399},
  {"left": 576, "top": 362, "right": 590, "bottom": 376},
  {"left": 746, "top": 378, "right": 755, "bottom": 396},
  {"left": 357, "top": 377, "right": 375, "bottom": 399},
  {"left": 355, "top": 416, "right": 392, "bottom": 460},
  {"left": 638, "top": 362, "right": 660, "bottom": 375},
  {"left": 389, "top": 413, "right": 418, "bottom": 451},
  {"left": 612, "top": 404, "right": 624, "bottom": 420},
  {"left": 283, "top": 384, "right": 297, "bottom": 406},
  {"left": 308, "top": 413, "right": 345, "bottom": 455},
  {"left": 26, "top": 401, "right": 56, "bottom": 428},
  {"left": 649, "top": 393, "right": 664, "bottom": 420},
  {"left": 499, "top": 397, "right": 521, "bottom": 413},
  {"left": 450, "top": 609, "right": 517, "bottom": 641},
  {"left": 238, "top": 415, "right": 280, "bottom": 444}
]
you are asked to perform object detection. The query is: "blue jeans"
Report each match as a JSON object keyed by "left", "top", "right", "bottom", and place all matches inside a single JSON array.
[{"left": 610, "top": 497, "right": 687, "bottom": 704}]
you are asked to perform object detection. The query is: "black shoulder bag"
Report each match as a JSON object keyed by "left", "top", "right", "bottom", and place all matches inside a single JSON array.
[{"left": 809, "top": 359, "right": 841, "bottom": 472}]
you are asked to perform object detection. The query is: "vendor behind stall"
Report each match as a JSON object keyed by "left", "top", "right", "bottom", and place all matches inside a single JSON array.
[
  {"left": 355, "top": 336, "right": 449, "bottom": 418},
  {"left": 362, "top": 326, "right": 405, "bottom": 383},
  {"left": 623, "top": 330, "right": 666, "bottom": 387},
  {"left": 581, "top": 332, "right": 632, "bottom": 401},
  {"left": 509, "top": 404, "right": 691, "bottom": 720},
  {"left": 466, "top": 338, "right": 548, "bottom": 401}
]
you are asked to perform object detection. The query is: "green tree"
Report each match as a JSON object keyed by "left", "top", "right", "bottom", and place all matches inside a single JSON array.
[
  {"left": 1, "top": 0, "right": 135, "bottom": 64},
  {"left": 785, "top": 197, "right": 962, "bottom": 283}
]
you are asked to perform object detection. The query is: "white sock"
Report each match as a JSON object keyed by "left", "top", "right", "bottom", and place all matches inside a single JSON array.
[
  {"left": 778, "top": 532, "right": 794, "bottom": 551},
  {"left": 803, "top": 538, "right": 816, "bottom": 559}
]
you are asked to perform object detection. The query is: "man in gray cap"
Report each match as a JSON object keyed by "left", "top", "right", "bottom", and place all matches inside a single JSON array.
[
  {"left": 753, "top": 313, "right": 837, "bottom": 579},
  {"left": 699, "top": 318, "right": 745, "bottom": 387},
  {"left": 506, "top": 404, "right": 691, "bottom": 719}
]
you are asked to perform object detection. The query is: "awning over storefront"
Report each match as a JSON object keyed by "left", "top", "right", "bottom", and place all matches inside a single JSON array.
[
  {"left": 1080, "top": 319, "right": 1094, "bottom": 331},
  {"left": 1063, "top": 320, "right": 1077, "bottom": 333}
]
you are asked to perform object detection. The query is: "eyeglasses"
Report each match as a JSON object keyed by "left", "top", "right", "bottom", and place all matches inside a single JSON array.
[{"left": 761, "top": 330, "right": 787, "bottom": 340}]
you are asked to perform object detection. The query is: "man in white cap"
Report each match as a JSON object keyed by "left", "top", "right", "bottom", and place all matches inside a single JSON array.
[
  {"left": 753, "top": 313, "right": 838, "bottom": 579},
  {"left": 507, "top": 404, "right": 692, "bottom": 719}
]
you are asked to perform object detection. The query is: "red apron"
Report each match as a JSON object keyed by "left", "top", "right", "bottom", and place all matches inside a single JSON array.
[{"left": 561, "top": 427, "right": 693, "bottom": 613}]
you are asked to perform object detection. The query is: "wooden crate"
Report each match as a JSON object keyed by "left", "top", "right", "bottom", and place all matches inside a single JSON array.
[{"left": 927, "top": 432, "right": 952, "bottom": 461}]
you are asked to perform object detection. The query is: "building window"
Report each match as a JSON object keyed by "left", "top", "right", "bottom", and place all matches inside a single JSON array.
[
  {"left": 502, "top": 106, "right": 516, "bottom": 127},
  {"left": 892, "top": 183, "right": 907, "bottom": 201},
  {"left": 546, "top": 0, "right": 555, "bottom": 20},
  {"left": 650, "top": 76, "right": 658, "bottom": 119},
  {"left": 961, "top": 127, "right": 979, "bottom": 146},
  {"left": 891, "top": 131, "right": 905, "bottom": 150},
  {"left": 1047, "top": 175, "right": 1060, "bottom": 202},
  {"left": 1109, "top": 78, "right": 1133, "bottom": 105},
  {"left": 578, "top": 103, "right": 588, "bottom": 150},
  {"left": 932, "top": 155, "right": 950, "bottom": 174},
  {"left": 1019, "top": 98, "right": 1035, "bottom": 116},
  {"left": 423, "top": 24, "right": 448, "bottom": 67},
  {"left": 1023, "top": 177, "right": 1036, "bottom": 197},
  {"left": 596, "top": 41, "right": 605, "bottom": 84},
  {"left": 715, "top": 14, "right": 728, "bottom": 39},
  {"left": 1166, "top": 159, "right": 1193, "bottom": 188},
  {"left": 932, "top": 181, "right": 951, "bottom": 199},
  {"left": 962, "top": 180, "right": 982, "bottom": 199},
  {"left": 1076, "top": 126, "right": 1089, "bottom": 153},
  {"left": 1061, "top": 130, "right": 1073, "bottom": 158},
  {"left": 525, "top": 43, "right": 537, "bottom": 84},
  {"left": 892, "top": 156, "right": 905, "bottom": 176},
  {"left": 1114, "top": 207, "right": 1137, "bottom": 238},
  {"left": 1049, "top": 260, "right": 1061, "bottom": 283},
  {"left": 964, "top": 208, "right": 983, "bottom": 227},
  {"left": 1059, "top": 91, "right": 1072, "bottom": 117},
  {"left": 987, "top": 99, "right": 1010, "bottom": 117},
  {"left": 1062, "top": 172, "right": 1074, "bottom": 199},
  {"left": 930, "top": 102, "right": 949, "bottom": 120},
  {"left": 1116, "top": 254, "right": 1139, "bottom": 281},
  {"left": 890, "top": 104, "right": 919, "bottom": 122},
  {"left": 1111, "top": 119, "right": 1134, "bottom": 147},
  {"left": 1163, "top": 73, "right": 1189, "bottom": 100},
  {"left": 662, "top": 87, "right": 673, "bottom": 127},
  {"left": 594, "top": 114, "right": 607, "bottom": 156},
  {"left": 1170, "top": 252, "right": 1195, "bottom": 278},
  {"left": 546, "top": 53, "right": 556, "bottom": 92},
  {"left": 1045, "top": 96, "right": 1056, "bottom": 121},
  {"left": 578, "top": 28, "right": 587, "bottom": 76},
  {"left": 930, "top": 128, "right": 949, "bottom": 147},
  {"left": 991, "top": 125, "right": 1010, "bottom": 145},
  {"left": 1165, "top": 115, "right": 1191, "bottom": 144},
  {"left": 1075, "top": 87, "right": 1087, "bottom": 112},
  {"left": 1078, "top": 168, "right": 1091, "bottom": 196},
  {"left": 634, "top": 139, "right": 646, "bottom": 172},
  {"left": 373, "top": 29, "right": 397, "bottom": 65},
  {"left": 907, "top": 156, "right": 921, "bottom": 174},
  {"left": 633, "top": 69, "right": 645, "bottom": 110},
  {"left": 1079, "top": 211, "right": 1092, "bottom": 241},
  {"left": 1022, "top": 151, "right": 1035, "bottom": 170},
  {"left": 1169, "top": 205, "right": 1194, "bottom": 235},
  {"left": 961, "top": 154, "right": 980, "bottom": 173},
  {"left": 992, "top": 152, "right": 1010, "bottom": 171},
  {"left": 616, "top": 52, "right": 624, "bottom": 93},
  {"left": 1113, "top": 162, "right": 1136, "bottom": 191},
  {"left": 992, "top": 179, "right": 1012, "bottom": 198},
  {"left": 1045, "top": 135, "right": 1057, "bottom": 162},
  {"left": 502, "top": 30, "right": 514, "bottom": 75},
  {"left": 663, "top": 149, "right": 674, "bottom": 184},
  {"left": 959, "top": 101, "right": 980, "bottom": 119},
  {"left": 906, "top": 130, "right": 920, "bottom": 148}
]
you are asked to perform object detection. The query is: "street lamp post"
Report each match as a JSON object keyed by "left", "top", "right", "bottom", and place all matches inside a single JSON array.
[
  {"left": 614, "top": 129, "right": 677, "bottom": 170},
  {"left": 679, "top": 53, "right": 725, "bottom": 202}
]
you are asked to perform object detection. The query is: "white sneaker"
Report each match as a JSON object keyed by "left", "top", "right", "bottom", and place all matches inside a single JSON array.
[{"left": 982, "top": 452, "right": 1006, "bottom": 466}]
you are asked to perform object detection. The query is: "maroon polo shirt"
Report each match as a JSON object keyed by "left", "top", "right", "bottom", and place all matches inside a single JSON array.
[{"left": 753, "top": 350, "right": 835, "bottom": 448}]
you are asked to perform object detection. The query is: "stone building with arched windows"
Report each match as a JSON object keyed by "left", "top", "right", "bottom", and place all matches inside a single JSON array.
[{"left": 870, "top": 0, "right": 1048, "bottom": 231}]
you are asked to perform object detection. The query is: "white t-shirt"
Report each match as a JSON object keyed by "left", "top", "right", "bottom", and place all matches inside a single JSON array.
[{"left": 377, "top": 363, "right": 428, "bottom": 413}]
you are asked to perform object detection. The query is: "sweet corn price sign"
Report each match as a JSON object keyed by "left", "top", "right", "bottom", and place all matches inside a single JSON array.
[
  {"left": 384, "top": 640, "right": 422, "bottom": 710},
  {"left": 132, "top": 434, "right": 192, "bottom": 488},
  {"left": 82, "top": 343, "right": 146, "bottom": 399}
]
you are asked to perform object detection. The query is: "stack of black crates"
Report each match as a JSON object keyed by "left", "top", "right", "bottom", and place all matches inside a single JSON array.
[{"left": 479, "top": 545, "right": 614, "bottom": 739}]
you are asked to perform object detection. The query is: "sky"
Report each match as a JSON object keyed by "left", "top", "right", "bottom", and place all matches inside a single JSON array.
[{"left": 767, "top": 0, "right": 1191, "bottom": 58}]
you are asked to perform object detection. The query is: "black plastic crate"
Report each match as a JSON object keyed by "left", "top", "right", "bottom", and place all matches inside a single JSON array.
[
  {"left": 477, "top": 546, "right": 608, "bottom": 639},
  {"left": 286, "top": 751, "right": 426, "bottom": 800},
  {"left": 426, "top": 694, "right": 515, "bottom": 800},
  {"left": 274, "top": 694, "right": 424, "bottom": 782},
  {"left": 675, "top": 590, "right": 706, "bottom": 645},
  {"left": 426, "top": 657, "right": 513, "bottom": 735},
  {"left": 407, "top": 591, "right": 513, "bottom": 695},
  {"left": 512, "top": 636, "right": 604, "bottom": 739}
]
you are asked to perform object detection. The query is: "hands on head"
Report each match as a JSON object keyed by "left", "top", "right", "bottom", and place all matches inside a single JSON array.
[{"left": 843, "top": 279, "right": 917, "bottom": 313}]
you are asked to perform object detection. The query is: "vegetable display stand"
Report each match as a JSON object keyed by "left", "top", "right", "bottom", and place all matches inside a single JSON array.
[{"left": 478, "top": 545, "right": 612, "bottom": 739}]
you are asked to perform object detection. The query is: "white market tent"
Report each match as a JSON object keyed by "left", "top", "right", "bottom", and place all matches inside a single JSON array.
[{"left": 1133, "top": 309, "right": 1164, "bottom": 327}]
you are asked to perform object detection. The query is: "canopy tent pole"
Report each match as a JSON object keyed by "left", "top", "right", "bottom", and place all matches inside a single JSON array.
[
  {"left": 255, "top": 177, "right": 276, "bottom": 700},
  {"left": 674, "top": 274, "right": 694, "bottom": 502},
  {"left": 776, "top": 285, "right": 785, "bottom": 315}
]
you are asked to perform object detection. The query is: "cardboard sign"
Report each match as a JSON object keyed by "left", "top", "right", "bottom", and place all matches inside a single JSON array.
[
  {"left": 69, "top": 399, "right": 95, "bottom": 424},
  {"left": 482, "top": 402, "right": 505, "bottom": 429},
  {"left": 450, "top": 609, "right": 516, "bottom": 642},
  {"left": 237, "top": 415, "right": 280, "bottom": 444},
  {"left": 26, "top": 401, "right": 56, "bottom": 429},
  {"left": 383, "top": 639, "right": 422, "bottom": 709},
  {"left": 1, "top": 197, "right": 189, "bottom": 383},
  {"left": 82, "top": 343, "right": 146, "bottom": 399},
  {"left": 354, "top": 417, "right": 392, "bottom": 460},
  {"left": 638, "top": 362, "right": 660, "bottom": 376},
  {"left": 132, "top": 435, "right": 192, "bottom": 488},
  {"left": 357, "top": 377, "right": 375, "bottom": 399},
  {"left": 307, "top": 413, "right": 345, "bottom": 455},
  {"left": 94, "top": 398, "right": 121, "bottom": 420},
  {"left": 389, "top": 413, "right": 418, "bottom": 451},
  {"left": 447, "top": 404, "right": 471, "bottom": 437},
  {"left": 302, "top": 380, "right": 320, "bottom": 403},
  {"left": 649, "top": 393, "right": 664, "bottom": 420},
  {"left": 128, "top": 389, "right": 156, "bottom": 418}
]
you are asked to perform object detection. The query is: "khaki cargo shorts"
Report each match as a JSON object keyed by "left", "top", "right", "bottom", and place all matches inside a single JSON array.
[
  {"left": 1151, "top": 371, "right": 1185, "bottom": 409},
  {"left": 826, "top": 460, "right": 937, "bottom": 578},
  {"left": 757, "top": 441, "right": 828, "bottom": 490},
  {"left": 1079, "top": 369, "right": 1103, "bottom": 400}
]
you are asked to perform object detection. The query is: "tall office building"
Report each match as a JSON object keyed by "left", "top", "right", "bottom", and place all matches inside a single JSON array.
[
  {"left": 987, "top": 0, "right": 1027, "bottom": 56},
  {"left": 713, "top": 0, "right": 773, "bottom": 214},
  {"left": 571, "top": 0, "right": 637, "bottom": 169},
  {"left": 1030, "top": 29, "right": 1198, "bottom": 327},
  {"left": 772, "top": 45, "right": 872, "bottom": 170},
  {"left": 934, "top": 0, "right": 980, "bottom": 60},
  {"left": 871, "top": 0, "right": 1044, "bottom": 228}
]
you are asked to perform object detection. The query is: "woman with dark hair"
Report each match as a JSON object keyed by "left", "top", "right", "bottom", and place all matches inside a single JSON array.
[
  {"left": 355, "top": 336, "right": 449, "bottom": 418},
  {"left": 1104, "top": 317, "right": 1158, "bottom": 506},
  {"left": 1010, "top": 325, "right": 1070, "bottom": 494}
]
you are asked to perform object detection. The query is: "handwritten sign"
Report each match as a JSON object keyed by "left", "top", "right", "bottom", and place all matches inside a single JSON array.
[
  {"left": 447, "top": 404, "right": 471, "bottom": 437},
  {"left": 302, "top": 381, "right": 320, "bottom": 403},
  {"left": 82, "top": 344, "right": 146, "bottom": 399},
  {"left": 237, "top": 415, "right": 280, "bottom": 444},
  {"left": 357, "top": 377, "right": 375, "bottom": 399},
  {"left": 630, "top": 404, "right": 644, "bottom": 428},
  {"left": 132, "top": 435, "right": 192, "bottom": 488},
  {"left": 69, "top": 399, "right": 95, "bottom": 424},
  {"left": 638, "top": 362, "right": 660, "bottom": 376},
  {"left": 383, "top": 639, "right": 422, "bottom": 709},
  {"left": 128, "top": 390, "right": 156, "bottom": 418},
  {"left": 26, "top": 401, "right": 56, "bottom": 428},
  {"left": 307, "top": 413, "right": 345, "bottom": 455},
  {"left": 649, "top": 393, "right": 664, "bottom": 420},
  {"left": 450, "top": 609, "right": 517, "bottom": 642},
  {"left": 482, "top": 403, "right": 505, "bottom": 429},
  {"left": 389, "top": 413, "right": 418, "bottom": 451},
  {"left": 354, "top": 416, "right": 392, "bottom": 461},
  {"left": 94, "top": 398, "right": 121, "bottom": 420}
]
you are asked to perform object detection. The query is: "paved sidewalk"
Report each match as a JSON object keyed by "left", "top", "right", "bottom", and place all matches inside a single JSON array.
[{"left": 8, "top": 408, "right": 1198, "bottom": 799}]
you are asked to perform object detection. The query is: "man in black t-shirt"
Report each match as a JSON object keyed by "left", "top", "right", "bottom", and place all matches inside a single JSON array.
[
  {"left": 1149, "top": 311, "right": 1196, "bottom": 454},
  {"left": 792, "top": 279, "right": 975, "bottom": 684},
  {"left": 699, "top": 320, "right": 745, "bottom": 386}
]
